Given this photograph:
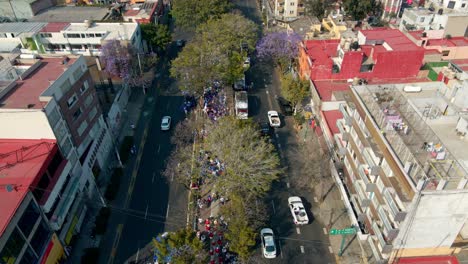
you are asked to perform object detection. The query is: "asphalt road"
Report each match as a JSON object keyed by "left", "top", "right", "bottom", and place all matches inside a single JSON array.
[{"left": 237, "top": 0, "right": 335, "bottom": 262}]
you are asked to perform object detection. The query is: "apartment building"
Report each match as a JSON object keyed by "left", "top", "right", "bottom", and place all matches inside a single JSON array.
[
  {"left": 426, "top": 0, "right": 468, "bottom": 11},
  {"left": 327, "top": 81, "right": 468, "bottom": 262},
  {"left": 399, "top": 8, "right": 468, "bottom": 38},
  {"left": 0, "top": 21, "right": 142, "bottom": 56},
  {"left": 123, "top": 0, "right": 164, "bottom": 24},
  {"left": 0, "top": 53, "right": 112, "bottom": 244},
  {"left": 273, "top": 0, "right": 305, "bottom": 20},
  {"left": 0, "top": 139, "right": 67, "bottom": 264}
]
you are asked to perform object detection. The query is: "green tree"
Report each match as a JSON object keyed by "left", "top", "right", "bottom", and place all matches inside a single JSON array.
[
  {"left": 304, "top": 0, "right": 325, "bottom": 20},
  {"left": 140, "top": 24, "right": 172, "bottom": 52},
  {"left": 204, "top": 117, "right": 281, "bottom": 197},
  {"left": 152, "top": 229, "right": 207, "bottom": 264},
  {"left": 221, "top": 195, "right": 257, "bottom": 261},
  {"left": 171, "top": 0, "right": 232, "bottom": 30},
  {"left": 171, "top": 13, "right": 258, "bottom": 95},
  {"left": 280, "top": 73, "right": 310, "bottom": 113},
  {"left": 343, "top": 0, "right": 383, "bottom": 20}
]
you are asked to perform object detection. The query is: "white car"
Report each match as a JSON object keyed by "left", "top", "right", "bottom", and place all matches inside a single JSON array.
[
  {"left": 260, "top": 228, "right": 277, "bottom": 258},
  {"left": 243, "top": 57, "right": 251, "bottom": 68},
  {"left": 268, "top": 111, "right": 281, "bottom": 128},
  {"left": 288, "top": 196, "right": 309, "bottom": 225},
  {"left": 161, "top": 116, "right": 171, "bottom": 131}
]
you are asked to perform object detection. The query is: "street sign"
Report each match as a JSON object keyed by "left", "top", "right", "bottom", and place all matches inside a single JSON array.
[{"left": 330, "top": 228, "right": 356, "bottom": 235}]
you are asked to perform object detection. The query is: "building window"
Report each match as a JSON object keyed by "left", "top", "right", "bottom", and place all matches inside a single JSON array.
[
  {"left": 61, "top": 138, "right": 73, "bottom": 157},
  {"left": 80, "top": 80, "right": 89, "bottom": 93},
  {"left": 48, "top": 108, "right": 60, "bottom": 127},
  {"left": 73, "top": 68, "right": 83, "bottom": 81},
  {"left": 20, "top": 245, "right": 38, "bottom": 264},
  {"left": 60, "top": 79, "right": 72, "bottom": 94},
  {"left": 30, "top": 220, "right": 50, "bottom": 255},
  {"left": 0, "top": 227, "right": 26, "bottom": 264},
  {"left": 85, "top": 33, "right": 95, "bottom": 38},
  {"left": 419, "top": 17, "right": 425, "bottom": 23},
  {"left": 462, "top": 3, "right": 466, "bottom": 8},
  {"left": 290, "top": 10, "right": 294, "bottom": 14},
  {"left": 84, "top": 94, "right": 94, "bottom": 108},
  {"left": 70, "top": 44, "right": 83, "bottom": 50},
  {"left": 89, "top": 106, "right": 98, "bottom": 121},
  {"left": 67, "top": 94, "right": 78, "bottom": 108},
  {"left": 73, "top": 108, "right": 83, "bottom": 121},
  {"left": 65, "top": 33, "right": 81, "bottom": 38},
  {"left": 41, "top": 33, "right": 52, "bottom": 38},
  {"left": 290, "top": 1, "right": 295, "bottom": 5},
  {"left": 17, "top": 201, "right": 40, "bottom": 238},
  {"left": 442, "top": 50, "right": 450, "bottom": 56},
  {"left": 78, "top": 121, "right": 88, "bottom": 136}
]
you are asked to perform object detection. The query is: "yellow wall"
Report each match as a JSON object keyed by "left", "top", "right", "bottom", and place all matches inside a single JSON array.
[{"left": 44, "top": 233, "right": 65, "bottom": 264}]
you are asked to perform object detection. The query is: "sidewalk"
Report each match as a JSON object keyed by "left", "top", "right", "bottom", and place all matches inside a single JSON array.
[
  {"left": 67, "top": 87, "right": 148, "bottom": 264},
  {"left": 297, "top": 121, "right": 374, "bottom": 264}
]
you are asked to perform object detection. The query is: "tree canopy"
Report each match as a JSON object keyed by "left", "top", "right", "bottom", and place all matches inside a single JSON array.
[
  {"left": 280, "top": 73, "right": 310, "bottom": 112},
  {"left": 343, "top": 0, "right": 383, "bottom": 20},
  {"left": 171, "top": 0, "right": 232, "bottom": 30},
  {"left": 152, "top": 229, "right": 207, "bottom": 264},
  {"left": 256, "top": 32, "right": 302, "bottom": 71},
  {"left": 171, "top": 13, "right": 258, "bottom": 95},
  {"left": 140, "top": 23, "right": 172, "bottom": 53},
  {"left": 204, "top": 117, "right": 281, "bottom": 198},
  {"left": 101, "top": 39, "right": 134, "bottom": 82},
  {"left": 304, "top": 0, "right": 325, "bottom": 20}
]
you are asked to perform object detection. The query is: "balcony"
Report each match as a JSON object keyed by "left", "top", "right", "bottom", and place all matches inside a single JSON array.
[
  {"left": 371, "top": 222, "right": 393, "bottom": 254},
  {"left": 382, "top": 187, "right": 407, "bottom": 222},
  {"left": 49, "top": 175, "right": 80, "bottom": 230},
  {"left": 358, "top": 164, "right": 377, "bottom": 192},
  {"left": 354, "top": 180, "right": 371, "bottom": 207},
  {"left": 362, "top": 147, "right": 382, "bottom": 175},
  {"left": 339, "top": 104, "right": 353, "bottom": 126},
  {"left": 337, "top": 119, "right": 350, "bottom": 141}
]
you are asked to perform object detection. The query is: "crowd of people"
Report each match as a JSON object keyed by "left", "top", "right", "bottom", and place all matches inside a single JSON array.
[{"left": 203, "top": 85, "right": 228, "bottom": 121}]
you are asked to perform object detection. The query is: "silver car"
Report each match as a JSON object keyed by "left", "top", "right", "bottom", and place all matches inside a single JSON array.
[
  {"left": 161, "top": 116, "right": 171, "bottom": 131},
  {"left": 260, "top": 228, "right": 277, "bottom": 258}
]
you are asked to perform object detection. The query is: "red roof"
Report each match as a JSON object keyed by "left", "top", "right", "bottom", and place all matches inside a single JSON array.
[
  {"left": 427, "top": 37, "right": 468, "bottom": 47},
  {"left": 0, "top": 57, "right": 77, "bottom": 110},
  {"left": 0, "top": 139, "right": 57, "bottom": 237},
  {"left": 124, "top": 9, "right": 140, "bottom": 16},
  {"left": 408, "top": 30, "right": 425, "bottom": 41},
  {"left": 395, "top": 255, "right": 459, "bottom": 264},
  {"left": 40, "top": 22, "right": 70, "bottom": 33},
  {"left": 360, "top": 28, "right": 422, "bottom": 51},
  {"left": 313, "top": 80, "right": 350, "bottom": 101},
  {"left": 322, "top": 110, "right": 343, "bottom": 135},
  {"left": 451, "top": 59, "right": 468, "bottom": 72}
]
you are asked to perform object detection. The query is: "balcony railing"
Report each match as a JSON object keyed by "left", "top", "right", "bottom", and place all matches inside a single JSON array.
[
  {"left": 358, "top": 164, "right": 377, "bottom": 192},
  {"left": 49, "top": 175, "right": 80, "bottom": 230},
  {"left": 372, "top": 222, "right": 393, "bottom": 254},
  {"left": 354, "top": 180, "right": 371, "bottom": 207},
  {"left": 382, "top": 188, "right": 407, "bottom": 222}
]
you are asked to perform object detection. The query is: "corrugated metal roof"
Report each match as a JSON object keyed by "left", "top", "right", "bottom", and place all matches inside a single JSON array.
[{"left": 0, "top": 22, "right": 47, "bottom": 34}]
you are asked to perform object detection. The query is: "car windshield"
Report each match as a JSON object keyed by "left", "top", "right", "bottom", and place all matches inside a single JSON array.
[
  {"left": 266, "top": 245, "right": 275, "bottom": 252},
  {"left": 162, "top": 120, "right": 168, "bottom": 125}
]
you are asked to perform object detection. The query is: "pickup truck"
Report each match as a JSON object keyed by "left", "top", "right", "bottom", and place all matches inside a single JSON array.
[
  {"left": 288, "top": 196, "right": 309, "bottom": 225},
  {"left": 268, "top": 111, "right": 281, "bottom": 128}
]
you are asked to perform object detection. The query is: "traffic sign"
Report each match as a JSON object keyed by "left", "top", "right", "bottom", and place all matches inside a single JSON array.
[{"left": 330, "top": 228, "right": 356, "bottom": 235}]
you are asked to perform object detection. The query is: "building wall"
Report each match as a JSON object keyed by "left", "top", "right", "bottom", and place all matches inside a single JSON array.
[
  {"left": 428, "top": 45, "right": 468, "bottom": 60},
  {"left": 445, "top": 16, "right": 468, "bottom": 37},
  {"left": 0, "top": 192, "right": 65, "bottom": 264}
]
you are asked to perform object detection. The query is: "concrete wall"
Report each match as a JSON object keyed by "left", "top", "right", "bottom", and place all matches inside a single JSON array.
[
  {"left": 445, "top": 16, "right": 468, "bottom": 37},
  {"left": 393, "top": 191, "right": 468, "bottom": 250}
]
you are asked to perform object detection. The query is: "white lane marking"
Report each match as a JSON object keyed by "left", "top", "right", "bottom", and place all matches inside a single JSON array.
[
  {"left": 328, "top": 246, "right": 334, "bottom": 253},
  {"left": 157, "top": 144, "right": 161, "bottom": 154},
  {"left": 323, "top": 228, "right": 328, "bottom": 235},
  {"left": 277, "top": 143, "right": 282, "bottom": 149},
  {"left": 152, "top": 172, "right": 156, "bottom": 183},
  {"left": 286, "top": 182, "right": 290, "bottom": 188},
  {"left": 278, "top": 240, "right": 283, "bottom": 259},
  {"left": 166, "top": 204, "right": 170, "bottom": 218},
  {"left": 300, "top": 245, "right": 305, "bottom": 254},
  {"left": 271, "top": 200, "right": 276, "bottom": 214},
  {"left": 275, "top": 133, "right": 279, "bottom": 139},
  {"left": 314, "top": 197, "right": 319, "bottom": 203},
  {"left": 296, "top": 227, "right": 301, "bottom": 234},
  {"left": 144, "top": 204, "right": 149, "bottom": 219},
  {"left": 170, "top": 172, "right": 174, "bottom": 182}
]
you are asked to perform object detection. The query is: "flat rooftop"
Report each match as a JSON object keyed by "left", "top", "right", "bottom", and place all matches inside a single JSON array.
[
  {"left": 64, "top": 22, "right": 138, "bottom": 40},
  {"left": 0, "top": 22, "right": 47, "bottom": 34},
  {"left": 352, "top": 82, "right": 468, "bottom": 190},
  {"left": 29, "top": 6, "right": 110, "bottom": 23},
  {"left": 0, "top": 139, "right": 56, "bottom": 237},
  {"left": 0, "top": 57, "right": 77, "bottom": 110}
]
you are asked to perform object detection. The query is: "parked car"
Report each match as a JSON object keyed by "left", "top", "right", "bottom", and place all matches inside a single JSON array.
[
  {"left": 161, "top": 116, "right": 172, "bottom": 131},
  {"left": 260, "top": 228, "right": 277, "bottom": 258},
  {"left": 259, "top": 122, "right": 271, "bottom": 136},
  {"left": 268, "top": 111, "right": 281, "bottom": 128},
  {"left": 276, "top": 96, "right": 293, "bottom": 116},
  {"left": 176, "top": 39, "right": 185, "bottom": 47},
  {"left": 288, "top": 196, "right": 309, "bottom": 225},
  {"left": 243, "top": 57, "right": 251, "bottom": 69}
]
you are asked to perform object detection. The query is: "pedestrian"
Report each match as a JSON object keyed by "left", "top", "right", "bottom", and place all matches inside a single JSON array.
[
  {"left": 209, "top": 232, "right": 214, "bottom": 240},
  {"left": 205, "top": 219, "right": 210, "bottom": 225},
  {"left": 217, "top": 238, "right": 222, "bottom": 245},
  {"left": 198, "top": 218, "right": 203, "bottom": 224},
  {"left": 422, "top": 141, "right": 428, "bottom": 150},
  {"left": 215, "top": 246, "right": 220, "bottom": 254},
  {"left": 220, "top": 197, "right": 225, "bottom": 205},
  {"left": 130, "top": 124, "right": 135, "bottom": 129}
]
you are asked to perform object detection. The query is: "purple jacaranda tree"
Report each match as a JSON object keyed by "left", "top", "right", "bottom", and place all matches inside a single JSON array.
[
  {"left": 256, "top": 32, "right": 302, "bottom": 71},
  {"left": 100, "top": 39, "right": 133, "bottom": 83}
]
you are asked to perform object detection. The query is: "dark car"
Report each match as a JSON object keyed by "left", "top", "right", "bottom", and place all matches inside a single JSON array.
[
  {"left": 259, "top": 122, "right": 271, "bottom": 136},
  {"left": 276, "top": 97, "right": 293, "bottom": 116}
]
